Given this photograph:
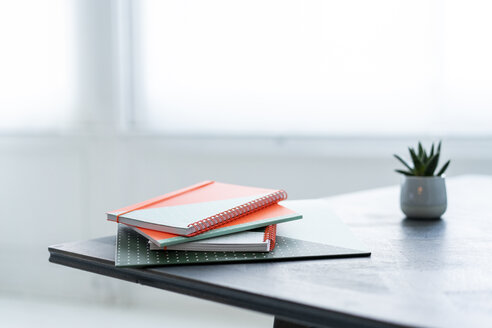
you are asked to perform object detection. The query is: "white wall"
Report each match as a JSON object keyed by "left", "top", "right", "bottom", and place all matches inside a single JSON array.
[{"left": 1, "top": 134, "right": 491, "bottom": 309}]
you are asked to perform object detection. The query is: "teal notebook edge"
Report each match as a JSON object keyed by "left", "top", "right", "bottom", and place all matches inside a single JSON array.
[{"left": 142, "top": 213, "right": 302, "bottom": 247}]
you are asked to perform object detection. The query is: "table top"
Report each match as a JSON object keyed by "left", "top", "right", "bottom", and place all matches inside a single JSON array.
[{"left": 48, "top": 175, "right": 492, "bottom": 328}]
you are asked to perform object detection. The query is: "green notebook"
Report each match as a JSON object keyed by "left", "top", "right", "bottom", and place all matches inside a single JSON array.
[{"left": 116, "top": 199, "right": 370, "bottom": 267}]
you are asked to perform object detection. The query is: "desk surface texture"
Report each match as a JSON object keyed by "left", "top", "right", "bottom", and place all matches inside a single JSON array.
[{"left": 49, "top": 175, "right": 492, "bottom": 328}]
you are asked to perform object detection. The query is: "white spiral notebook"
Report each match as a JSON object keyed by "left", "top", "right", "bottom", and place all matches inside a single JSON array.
[{"left": 147, "top": 225, "right": 277, "bottom": 252}]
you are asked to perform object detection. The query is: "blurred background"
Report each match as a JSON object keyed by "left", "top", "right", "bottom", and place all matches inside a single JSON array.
[{"left": 1, "top": 0, "right": 491, "bottom": 327}]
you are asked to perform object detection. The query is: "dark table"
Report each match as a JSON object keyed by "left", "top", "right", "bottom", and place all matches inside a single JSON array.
[{"left": 49, "top": 175, "right": 492, "bottom": 328}]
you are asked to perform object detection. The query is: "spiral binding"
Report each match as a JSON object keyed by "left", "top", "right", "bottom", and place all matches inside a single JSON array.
[
  {"left": 263, "top": 224, "right": 277, "bottom": 251},
  {"left": 187, "top": 190, "right": 288, "bottom": 236}
]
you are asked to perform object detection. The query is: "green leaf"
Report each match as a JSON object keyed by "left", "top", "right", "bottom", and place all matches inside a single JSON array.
[
  {"left": 424, "top": 153, "right": 440, "bottom": 176},
  {"left": 409, "top": 147, "right": 424, "bottom": 175},
  {"left": 393, "top": 154, "right": 413, "bottom": 172},
  {"left": 429, "top": 143, "right": 435, "bottom": 158},
  {"left": 418, "top": 142, "right": 424, "bottom": 160},
  {"left": 437, "top": 140, "right": 442, "bottom": 154},
  {"left": 436, "top": 160, "right": 450, "bottom": 176},
  {"left": 395, "top": 169, "right": 413, "bottom": 176}
]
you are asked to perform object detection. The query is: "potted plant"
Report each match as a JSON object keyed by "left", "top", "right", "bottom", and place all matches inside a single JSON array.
[{"left": 394, "top": 141, "right": 451, "bottom": 219}]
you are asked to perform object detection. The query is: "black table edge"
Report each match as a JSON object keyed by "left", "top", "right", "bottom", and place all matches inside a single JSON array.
[{"left": 49, "top": 247, "right": 411, "bottom": 328}]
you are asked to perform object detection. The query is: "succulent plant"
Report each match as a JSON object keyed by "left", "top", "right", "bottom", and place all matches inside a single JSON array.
[{"left": 394, "top": 141, "right": 450, "bottom": 177}]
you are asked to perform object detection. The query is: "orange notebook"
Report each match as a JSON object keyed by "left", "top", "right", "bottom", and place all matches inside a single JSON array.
[
  {"left": 131, "top": 204, "right": 298, "bottom": 247},
  {"left": 107, "top": 181, "right": 299, "bottom": 236}
]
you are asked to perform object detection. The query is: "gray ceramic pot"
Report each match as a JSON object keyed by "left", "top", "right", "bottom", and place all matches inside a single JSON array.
[{"left": 400, "top": 176, "right": 447, "bottom": 219}]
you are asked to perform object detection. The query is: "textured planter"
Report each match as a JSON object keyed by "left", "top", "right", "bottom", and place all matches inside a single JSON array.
[{"left": 400, "top": 176, "right": 447, "bottom": 219}]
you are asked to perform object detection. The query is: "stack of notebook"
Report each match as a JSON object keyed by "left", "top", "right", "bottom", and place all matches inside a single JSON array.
[{"left": 107, "top": 181, "right": 370, "bottom": 267}]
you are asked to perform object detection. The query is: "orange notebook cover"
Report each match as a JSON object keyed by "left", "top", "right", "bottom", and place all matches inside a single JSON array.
[{"left": 107, "top": 181, "right": 293, "bottom": 236}]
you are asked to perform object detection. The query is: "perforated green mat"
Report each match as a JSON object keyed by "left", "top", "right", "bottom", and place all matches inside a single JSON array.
[{"left": 116, "top": 225, "right": 367, "bottom": 267}]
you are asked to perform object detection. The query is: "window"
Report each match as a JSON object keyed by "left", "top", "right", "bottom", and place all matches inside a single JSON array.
[
  {"left": 1, "top": 1, "right": 491, "bottom": 136},
  {"left": 0, "top": 0, "right": 77, "bottom": 131},
  {"left": 133, "top": 0, "right": 492, "bottom": 136}
]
